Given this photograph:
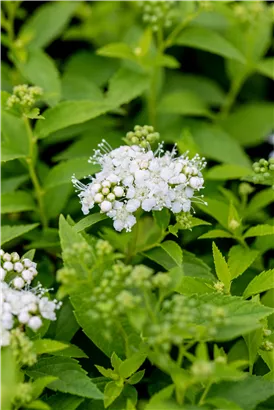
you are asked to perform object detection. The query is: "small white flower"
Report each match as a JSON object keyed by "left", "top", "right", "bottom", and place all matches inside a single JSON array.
[
  {"left": 22, "top": 269, "right": 34, "bottom": 283},
  {"left": 113, "top": 186, "right": 124, "bottom": 197},
  {"left": 0, "top": 268, "right": 6, "bottom": 281},
  {"left": 94, "top": 193, "right": 104, "bottom": 203},
  {"left": 100, "top": 200, "right": 112, "bottom": 213},
  {"left": 126, "top": 199, "right": 140, "bottom": 213},
  {"left": 22, "top": 259, "right": 33, "bottom": 268},
  {"left": 28, "top": 316, "right": 42, "bottom": 331},
  {"left": 13, "top": 277, "right": 25, "bottom": 289},
  {"left": 18, "top": 312, "right": 30, "bottom": 324},
  {"left": 14, "top": 262, "right": 24, "bottom": 272},
  {"left": 11, "top": 252, "right": 20, "bottom": 262},
  {"left": 3, "top": 261, "right": 13, "bottom": 272},
  {"left": 3, "top": 253, "right": 11, "bottom": 262}
]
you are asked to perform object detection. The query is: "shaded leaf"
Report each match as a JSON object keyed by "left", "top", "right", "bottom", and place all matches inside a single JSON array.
[{"left": 1, "top": 223, "right": 39, "bottom": 245}]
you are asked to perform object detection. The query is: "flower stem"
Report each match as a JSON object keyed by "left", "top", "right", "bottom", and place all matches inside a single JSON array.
[
  {"left": 23, "top": 116, "right": 48, "bottom": 228},
  {"left": 198, "top": 381, "right": 212, "bottom": 405}
]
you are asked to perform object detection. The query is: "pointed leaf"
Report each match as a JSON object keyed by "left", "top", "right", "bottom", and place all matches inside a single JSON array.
[
  {"left": 1, "top": 223, "right": 39, "bottom": 245},
  {"left": 212, "top": 242, "right": 231, "bottom": 290},
  {"left": 243, "top": 269, "right": 274, "bottom": 299},
  {"left": 228, "top": 246, "right": 259, "bottom": 279}
]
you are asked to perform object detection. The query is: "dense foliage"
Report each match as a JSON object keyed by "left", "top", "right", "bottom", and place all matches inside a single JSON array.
[{"left": 1, "top": 1, "right": 274, "bottom": 410}]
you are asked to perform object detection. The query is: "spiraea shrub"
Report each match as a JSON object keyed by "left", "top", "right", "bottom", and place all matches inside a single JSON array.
[{"left": 1, "top": 1, "right": 274, "bottom": 410}]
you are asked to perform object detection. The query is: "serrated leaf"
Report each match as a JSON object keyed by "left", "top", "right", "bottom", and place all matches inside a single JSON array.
[
  {"left": 1, "top": 111, "right": 29, "bottom": 161},
  {"left": 26, "top": 357, "right": 103, "bottom": 399},
  {"left": 106, "top": 67, "right": 149, "bottom": 107},
  {"left": 1, "top": 191, "right": 36, "bottom": 214},
  {"left": 176, "top": 26, "right": 245, "bottom": 62},
  {"left": 199, "top": 229, "right": 233, "bottom": 240},
  {"left": 16, "top": 49, "right": 61, "bottom": 106},
  {"left": 1, "top": 223, "right": 39, "bottom": 245},
  {"left": 143, "top": 241, "right": 183, "bottom": 270},
  {"left": 33, "top": 339, "right": 68, "bottom": 355},
  {"left": 243, "top": 269, "right": 274, "bottom": 299},
  {"left": 119, "top": 353, "right": 146, "bottom": 379},
  {"left": 182, "top": 250, "right": 213, "bottom": 280},
  {"left": 212, "top": 242, "right": 231, "bottom": 290},
  {"left": 44, "top": 393, "right": 84, "bottom": 410},
  {"left": 208, "top": 376, "right": 274, "bottom": 410},
  {"left": 44, "top": 159, "right": 99, "bottom": 189},
  {"left": 176, "top": 276, "right": 214, "bottom": 295},
  {"left": 228, "top": 246, "right": 259, "bottom": 280},
  {"left": 245, "top": 188, "right": 274, "bottom": 216},
  {"left": 50, "top": 344, "right": 87, "bottom": 359},
  {"left": 206, "top": 164, "right": 251, "bottom": 180},
  {"left": 35, "top": 100, "right": 111, "bottom": 139},
  {"left": 31, "top": 376, "right": 58, "bottom": 400},
  {"left": 104, "top": 381, "right": 123, "bottom": 408},
  {"left": 19, "top": 2, "right": 77, "bottom": 48},
  {"left": 158, "top": 91, "right": 212, "bottom": 117},
  {"left": 243, "top": 224, "right": 274, "bottom": 238},
  {"left": 1, "top": 174, "right": 29, "bottom": 194},
  {"left": 73, "top": 213, "right": 108, "bottom": 233},
  {"left": 256, "top": 57, "right": 274, "bottom": 80}
]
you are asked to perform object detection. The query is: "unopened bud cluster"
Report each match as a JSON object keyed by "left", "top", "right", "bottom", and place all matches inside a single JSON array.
[
  {"left": 213, "top": 281, "right": 225, "bottom": 294},
  {"left": 176, "top": 212, "right": 193, "bottom": 230},
  {"left": 1, "top": 249, "right": 38, "bottom": 289},
  {"left": 233, "top": 1, "right": 266, "bottom": 24},
  {"left": 139, "top": 1, "right": 176, "bottom": 32},
  {"left": 72, "top": 132, "right": 206, "bottom": 232},
  {"left": 0, "top": 249, "right": 61, "bottom": 347},
  {"left": 6, "top": 84, "right": 43, "bottom": 111},
  {"left": 10, "top": 328, "right": 37, "bottom": 366},
  {"left": 125, "top": 125, "right": 160, "bottom": 149},
  {"left": 12, "top": 381, "right": 33, "bottom": 409},
  {"left": 146, "top": 296, "right": 227, "bottom": 352},
  {"left": 252, "top": 158, "right": 274, "bottom": 186},
  {"left": 260, "top": 328, "right": 273, "bottom": 351}
]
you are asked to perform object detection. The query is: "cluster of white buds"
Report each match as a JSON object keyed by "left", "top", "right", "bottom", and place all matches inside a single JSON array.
[
  {"left": 1, "top": 249, "right": 38, "bottom": 289},
  {"left": 0, "top": 249, "right": 61, "bottom": 347},
  {"left": 139, "top": 1, "right": 176, "bottom": 32},
  {"left": 6, "top": 84, "right": 43, "bottom": 111},
  {"left": 72, "top": 134, "right": 206, "bottom": 232}
]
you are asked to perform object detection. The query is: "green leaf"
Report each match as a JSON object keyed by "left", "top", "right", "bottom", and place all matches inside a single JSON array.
[
  {"left": 228, "top": 246, "right": 259, "bottom": 280},
  {"left": 50, "top": 344, "right": 87, "bottom": 359},
  {"left": 104, "top": 381, "right": 123, "bottom": 408},
  {"left": 152, "top": 209, "right": 170, "bottom": 232},
  {"left": 243, "top": 224, "right": 274, "bottom": 238},
  {"left": 44, "top": 183, "right": 72, "bottom": 220},
  {"left": 143, "top": 241, "right": 183, "bottom": 270},
  {"left": 31, "top": 376, "right": 58, "bottom": 400},
  {"left": 208, "top": 376, "right": 274, "bottom": 410},
  {"left": 182, "top": 250, "right": 213, "bottom": 280},
  {"left": 106, "top": 67, "right": 149, "bottom": 107},
  {"left": 24, "top": 400, "right": 51, "bottom": 410},
  {"left": 256, "top": 57, "right": 274, "bottom": 80},
  {"left": 212, "top": 242, "right": 231, "bottom": 290},
  {"left": 158, "top": 91, "right": 212, "bottom": 117},
  {"left": 176, "top": 276, "right": 214, "bottom": 295},
  {"left": 44, "top": 393, "right": 84, "bottom": 410},
  {"left": 176, "top": 26, "right": 245, "bottom": 62},
  {"left": 127, "top": 370, "right": 145, "bottom": 385},
  {"left": 243, "top": 269, "right": 274, "bottom": 299},
  {"left": 44, "top": 158, "right": 99, "bottom": 189},
  {"left": 1, "top": 111, "right": 29, "bottom": 161},
  {"left": 244, "top": 327, "right": 263, "bottom": 371},
  {"left": 53, "top": 299, "right": 80, "bottom": 343},
  {"left": 259, "top": 349, "right": 274, "bottom": 371},
  {"left": 35, "top": 101, "right": 111, "bottom": 139},
  {"left": 97, "top": 42, "right": 136, "bottom": 61},
  {"left": 1, "top": 174, "right": 29, "bottom": 194},
  {"left": 61, "top": 74, "right": 103, "bottom": 102},
  {"left": 196, "top": 294, "right": 273, "bottom": 341},
  {"left": 199, "top": 229, "right": 233, "bottom": 240},
  {"left": 1, "top": 191, "right": 36, "bottom": 213},
  {"left": 245, "top": 188, "right": 274, "bottom": 216},
  {"left": 26, "top": 357, "right": 103, "bottom": 399},
  {"left": 197, "top": 198, "right": 229, "bottom": 228},
  {"left": 16, "top": 49, "right": 61, "bottom": 106},
  {"left": 1, "top": 347, "right": 17, "bottom": 410},
  {"left": 119, "top": 353, "right": 146, "bottom": 379},
  {"left": 19, "top": 2, "right": 77, "bottom": 48},
  {"left": 221, "top": 103, "right": 274, "bottom": 147},
  {"left": 206, "top": 397, "right": 244, "bottom": 410},
  {"left": 73, "top": 213, "right": 108, "bottom": 233},
  {"left": 1, "top": 223, "right": 39, "bottom": 245},
  {"left": 206, "top": 164, "right": 251, "bottom": 180},
  {"left": 33, "top": 339, "right": 68, "bottom": 355}
]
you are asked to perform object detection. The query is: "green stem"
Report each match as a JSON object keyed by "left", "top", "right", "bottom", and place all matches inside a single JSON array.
[
  {"left": 23, "top": 116, "right": 48, "bottom": 228},
  {"left": 218, "top": 73, "right": 246, "bottom": 120},
  {"left": 198, "top": 381, "right": 212, "bottom": 406}
]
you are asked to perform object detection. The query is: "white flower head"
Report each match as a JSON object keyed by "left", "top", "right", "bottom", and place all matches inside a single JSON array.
[{"left": 72, "top": 137, "right": 206, "bottom": 232}]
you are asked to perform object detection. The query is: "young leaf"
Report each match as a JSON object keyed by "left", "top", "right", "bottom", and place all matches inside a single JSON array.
[
  {"left": 33, "top": 339, "right": 68, "bottom": 355},
  {"left": 26, "top": 357, "right": 103, "bottom": 399},
  {"left": 97, "top": 42, "right": 136, "bottom": 62},
  {"left": 1, "top": 223, "right": 39, "bottom": 245},
  {"left": 176, "top": 26, "right": 245, "bottom": 62},
  {"left": 73, "top": 213, "right": 107, "bottom": 233},
  {"left": 119, "top": 353, "right": 146, "bottom": 379},
  {"left": 206, "top": 164, "right": 251, "bottom": 180},
  {"left": 127, "top": 370, "right": 145, "bottom": 385},
  {"left": 199, "top": 230, "right": 233, "bottom": 240},
  {"left": 19, "top": 2, "right": 77, "bottom": 48},
  {"left": 228, "top": 246, "right": 259, "bottom": 280},
  {"left": 104, "top": 381, "right": 123, "bottom": 408},
  {"left": 143, "top": 241, "right": 183, "bottom": 270},
  {"left": 197, "top": 198, "right": 229, "bottom": 229},
  {"left": 245, "top": 188, "right": 274, "bottom": 216},
  {"left": 243, "top": 269, "right": 274, "bottom": 299},
  {"left": 212, "top": 242, "right": 231, "bottom": 290},
  {"left": 1, "top": 191, "right": 36, "bottom": 213},
  {"left": 50, "top": 344, "right": 87, "bottom": 359},
  {"left": 243, "top": 224, "right": 274, "bottom": 238},
  {"left": 31, "top": 376, "right": 58, "bottom": 400}
]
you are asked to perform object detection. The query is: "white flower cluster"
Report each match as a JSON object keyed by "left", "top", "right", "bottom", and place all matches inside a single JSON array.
[
  {"left": 72, "top": 141, "right": 206, "bottom": 232},
  {"left": 0, "top": 249, "right": 61, "bottom": 347}
]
